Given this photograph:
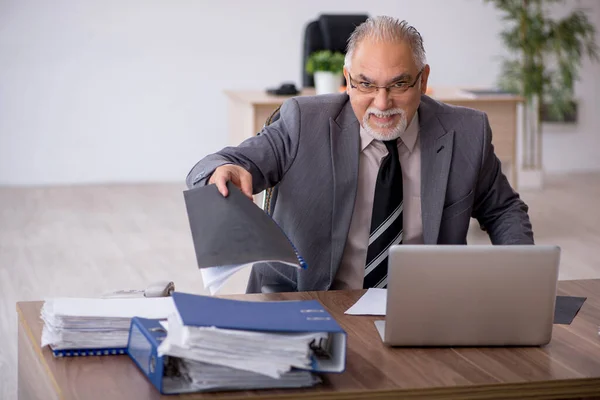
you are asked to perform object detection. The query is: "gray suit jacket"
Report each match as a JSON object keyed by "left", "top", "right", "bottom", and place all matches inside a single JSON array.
[{"left": 186, "top": 93, "right": 534, "bottom": 293}]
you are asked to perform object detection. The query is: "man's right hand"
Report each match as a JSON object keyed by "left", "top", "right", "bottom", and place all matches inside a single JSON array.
[{"left": 208, "top": 164, "right": 253, "bottom": 200}]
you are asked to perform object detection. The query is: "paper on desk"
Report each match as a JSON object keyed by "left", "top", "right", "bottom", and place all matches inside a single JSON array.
[
  {"left": 42, "top": 296, "right": 175, "bottom": 320},
  {"left": 41, "top": 297, "right": 176, "bottom": 350},
  {"left": 344, "top": 288, "right": 387, "bottom": 315},
  {"left": 158, "top": 313, "right": 326, "bottom": 379}
]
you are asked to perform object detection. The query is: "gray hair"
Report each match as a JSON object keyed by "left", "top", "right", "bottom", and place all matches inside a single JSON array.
[{"left": 344, "top": 16, "right": 426, "bottom": 70}]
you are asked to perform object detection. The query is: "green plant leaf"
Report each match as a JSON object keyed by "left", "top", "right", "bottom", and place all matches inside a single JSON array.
[{"left": 305, "top": 50, "right": 345, "bottom": 74}]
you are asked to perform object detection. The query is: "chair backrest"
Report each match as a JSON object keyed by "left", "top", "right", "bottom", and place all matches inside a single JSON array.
[
  {"left": 261, "top": 105, "right": 281, "bottom": 215},
  {"left": 302, "top": 14, "right": 369, "bottom": 87},
  {"left": 259, "top": 105, "right": 298, "bottom": 294}
]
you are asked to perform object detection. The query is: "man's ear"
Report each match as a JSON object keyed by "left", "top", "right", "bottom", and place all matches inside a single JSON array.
[
  {"left": 343, "top": 66, "right": 350, "bottom": 95},
  {"left": 420, "top": 64, "right": 431, "bottom": 95}
]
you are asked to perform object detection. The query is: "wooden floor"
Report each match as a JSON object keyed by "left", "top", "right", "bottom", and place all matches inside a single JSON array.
[{"left": 1, "top": 172, "right": 599, "bottom": 399}]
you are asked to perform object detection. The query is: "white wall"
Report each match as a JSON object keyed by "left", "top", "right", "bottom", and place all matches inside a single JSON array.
[{"left": 0, "top": 0, "right": 598, "bottom": 185}]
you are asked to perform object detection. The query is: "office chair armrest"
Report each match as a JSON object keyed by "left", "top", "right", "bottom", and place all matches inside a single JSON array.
[{"left": 261, "top": 284, "right": 295, "bottom": 293}]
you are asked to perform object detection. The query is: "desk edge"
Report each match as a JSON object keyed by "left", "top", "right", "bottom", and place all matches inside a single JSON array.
[{"left": 17, "top": 303, "right": 65, "bottom": 400}]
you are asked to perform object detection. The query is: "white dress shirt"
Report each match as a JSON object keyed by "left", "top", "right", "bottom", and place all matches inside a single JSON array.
[{"left": 332, "top": 111, "right": 423, "bottom": 290}]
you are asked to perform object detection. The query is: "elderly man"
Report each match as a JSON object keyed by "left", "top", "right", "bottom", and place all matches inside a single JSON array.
[{"left": 186, "top": 16, "right": 534, "bottom": 293}]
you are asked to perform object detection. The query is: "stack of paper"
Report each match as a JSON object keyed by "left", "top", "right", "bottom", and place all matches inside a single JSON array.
[
  {"left": 41, "top": 297, "right": 175, "bottom": 354},
  {"left": 179, "top": 358, "right": 320, "bottom": 391},
  {"left": 159, "top": 316, "right": 329, "bottom": 378}
]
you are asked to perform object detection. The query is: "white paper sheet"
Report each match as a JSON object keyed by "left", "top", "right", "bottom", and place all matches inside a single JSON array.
[
  {"left": 344, "top": 288, "right": 387, "bottom": 315},
  {"left": 157, "top": 313, "right": 326, "bottom": 379},
  {"left": 200, "top": 261, "right": 300, "bottom": 295},
  {"left": 42, "top": 296, "right": 175, "bottom": 319},
  {"left": 40, "top": 297, "right": 176, "bottom": 350},
  {"left": 200, "top": 264, "right": 249, "bottom": 295}
]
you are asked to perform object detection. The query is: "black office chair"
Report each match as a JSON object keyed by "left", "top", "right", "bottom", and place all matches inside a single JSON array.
[
  {"left": 262, "top": 106, "right": 281, "bottom": 217},
  {"left": 302, "top": 14, "right": 369, "bottom": 88},
  {"left": 258, "top": 106, "right": 295, "bottom": 294}
]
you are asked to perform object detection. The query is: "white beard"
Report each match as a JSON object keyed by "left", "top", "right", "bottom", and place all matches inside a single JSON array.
[{"left": 362, "top": 107, "right": 408, "bottom": 141}]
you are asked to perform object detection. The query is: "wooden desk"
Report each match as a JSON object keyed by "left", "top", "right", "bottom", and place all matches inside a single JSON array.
[
  {"left": 17, "top": 279, "right": 600, "bottom": 400},
  {"left": 223, "top": 88, "right": 522, "bottom": 187}
]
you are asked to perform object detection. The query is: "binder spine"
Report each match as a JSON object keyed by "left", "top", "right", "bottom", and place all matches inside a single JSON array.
[{"left": 127, "top": 318, "right": 165, "bottom": 393}]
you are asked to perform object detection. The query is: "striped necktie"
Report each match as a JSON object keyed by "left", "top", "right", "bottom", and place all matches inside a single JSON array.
[{"left": 363, "top": 139, "right": 404, "bottom": 289}]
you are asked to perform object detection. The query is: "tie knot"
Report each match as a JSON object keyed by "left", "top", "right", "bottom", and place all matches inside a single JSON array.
[{"left": 383, "top": 139, "right": 399, "bottom": 155}]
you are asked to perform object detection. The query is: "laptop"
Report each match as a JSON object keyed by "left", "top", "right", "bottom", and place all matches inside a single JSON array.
[{"left": 375, "top": 245, "right": 561, "bottom": 347}]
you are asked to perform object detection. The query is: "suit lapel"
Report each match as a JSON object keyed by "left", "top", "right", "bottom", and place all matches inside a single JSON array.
[
  {"left": 329, "top": 101, "right": 360, "bottom": 284},
  {"left": 419, "top": 96, "right": 454, "bottom": 244}
]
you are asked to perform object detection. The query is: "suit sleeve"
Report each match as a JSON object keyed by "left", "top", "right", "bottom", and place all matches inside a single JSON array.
[
  {"left": 472, "top": 114, "right": 534, "bottom": 244},
  {"left": 185, "top": 98, "right": 302, "bottom": 194}
]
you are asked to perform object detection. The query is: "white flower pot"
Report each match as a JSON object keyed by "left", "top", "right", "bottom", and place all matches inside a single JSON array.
[{"left": 314, "top": 71, "right": 342, "bottom": 95}]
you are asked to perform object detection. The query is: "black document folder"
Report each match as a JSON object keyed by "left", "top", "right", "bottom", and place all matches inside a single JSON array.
[
  {"left": 554, "top": 295, "right": 586, "bottom": 324},
  {"left": 183, "top": 182, "right": 306, "bottom": 290}
]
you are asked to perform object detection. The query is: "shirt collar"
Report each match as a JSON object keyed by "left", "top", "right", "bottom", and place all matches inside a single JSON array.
[{"left": 359, "top": 110, "right": 420, "bottom": 153}]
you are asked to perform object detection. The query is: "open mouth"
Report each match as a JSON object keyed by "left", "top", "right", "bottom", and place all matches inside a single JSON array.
[{"left": 369, "top": 113, "right": 399, "bottom": 126}]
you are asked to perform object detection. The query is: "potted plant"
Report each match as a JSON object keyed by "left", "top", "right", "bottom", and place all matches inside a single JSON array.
[
  {"left": 484, "top": 0, "right": 598, "bottom": 188},
  {"left": 305, "top": 50, "right": 345, "bottom": 95}
]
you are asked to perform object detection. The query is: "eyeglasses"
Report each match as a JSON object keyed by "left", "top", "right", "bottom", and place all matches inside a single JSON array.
[{"left": 347, "top": 68, "right": 424, "bottom": 96}]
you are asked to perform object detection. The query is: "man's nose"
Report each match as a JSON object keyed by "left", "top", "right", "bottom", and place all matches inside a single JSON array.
[{"left": 372, "top": 88, "right": 392, "bottom": 110}]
